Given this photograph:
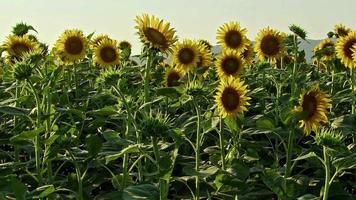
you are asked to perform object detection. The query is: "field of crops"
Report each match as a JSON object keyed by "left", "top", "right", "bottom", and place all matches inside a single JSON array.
[{"left": 0, "top": 14, "right": 356, "bottom": 200}]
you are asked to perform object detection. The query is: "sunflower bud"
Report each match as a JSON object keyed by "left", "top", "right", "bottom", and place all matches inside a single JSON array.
[
  {"left": 289, "top": 24, "right": 307, "bottom": 40},
  {"left": 141, "top": 113, "right": 171, "bottom": 138},
  {"left": 95, "top": 69, "right": 121, "bottom": 89},
  {"left": 12, "top": 22, "right": 37, "bottom": 36},
  {"left": 13, "top": 62, "right": 33, "bottom": 81},
  {"left": 315, "top": 128, "right": 344, "bottom": 148},
  {"left": 23, "top": 50, "right": 44, "bottom": 64}
]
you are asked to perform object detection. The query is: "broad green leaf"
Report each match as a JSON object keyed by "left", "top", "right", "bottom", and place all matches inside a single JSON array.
[
  {"left": 256, "top": 117, "right": 275, "bottom": 130},
  {"left": 122, "top": 184, "right": 159, "bottom": 200},
  {"left": 86, "top": 134, "right": 103, "bottom": 156},
  {"left": 10, "top": 127, "right": 45, "bottom": 144},
  {"left": 10, "top": 177, "right": 27, "bottom": 200},
  {"left": 0, "top": 106, "right": 29, "bottom": 117},
  {"left": 105, "top": 144, "right": 142, "bottom": 164}
]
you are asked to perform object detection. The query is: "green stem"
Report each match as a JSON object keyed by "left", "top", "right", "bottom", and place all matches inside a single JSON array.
[
  {"left": 284, "top": 128, "right": 295, "bottom": 195},
  {"left": 323, "top": 146, "right": 330, "bottom": 200},
  {"left": 351, "top": 68, "right": 355, "bottom": 114},
  {"left": 193, "top": 101, "right": 201, "bottom": 200},
  {"left": 27, "top": 79, "right": 42, "bottom": 185},
  {"left": 152, "top": 136, "right": 167, "bottom": 200},
  {"left": 291, "top": 34, "right": 298, "bottom": 97},
  {"left": 218, "top": 117, "right": 225, "bottom": 170},
  {"left": 144, "top": 53, "right": 152, "bottom": 114},
  {"left": 14, "top": 81, "right": 20, "bottom": 162}
]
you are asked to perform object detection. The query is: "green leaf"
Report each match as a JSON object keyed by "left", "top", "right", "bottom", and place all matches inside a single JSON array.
[
  {"left": 37, "top": 185, "right": 55, "bottom": 198},
  {"left": 87, "top": 106, "right": 117, "bottom": 116},
  {"left": 0, "top": 106, "right": 29, "bottom": 117},
  {"left": 10, "top": 127, "right": 45, "bottom": 144},
  {"left": 155, "top": 87, "right": 181, "bottom": 97},
  {"left": 122, "top": 184, "right": 159, "bottom": 200},
  {"left": 10, "top": 177, "right": 27, "bottom": 200},
  {"left": 105, "top": 144, "right": 142, "bottom": 164},
  {"left": 256, "top": 117, "right": 275, "bottom": 130},
  {"left": 293, "top": 152, "right": 320, "bottom": 162},
  {"left": 86, "top": 135, "right": 103, "bottom": 156}
]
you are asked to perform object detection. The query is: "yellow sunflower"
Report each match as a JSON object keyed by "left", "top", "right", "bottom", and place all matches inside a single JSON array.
[
  {"left": 3, "top": 35, "right": 38, "bottom": 59},
  {"left": 197, "top": 41, "right": 213, "bottom": 68},
  {"left": 164, "top": 68, "right": 184, "bottom": 87},
  {"left": 91, "top": 34, "right": 110, "bottom": 48},
  {"left": 93, "top": 38, "right": 120, "bottom": 68},
  {"left": 215, "top": 76, "right": 250, "bottom": 118},
  {"left": 53, "top": 29, "right": 88, "bottom": 65},
  {"left": 334, "top": 24, "right": 351, "bottom": 38},
  {"left": 216, "top": 50, "right": 245, "bottom": 79},
  {"left": 335, "top": 31, "right": 356, "bottom": 68},
  {"left": 135, "top": 14, "right": 177, "bottom": 53},
  {"left": 313, "top": 39, "right": 335, "bottom": 61},
  {"left": 240, "top": 39, "right": 254, "bottom": 66},
  {"left": 172, "top": 39, "right": 200, "bottom": 73},
  {"left": 294, "top": 88, "right": 331, "bottom": 135},
  {"left": 217, "top": 22, "right": 248, "bottom": 53},
  {"left": 255, "top": 27, "right": 285, "bottom": 63}
]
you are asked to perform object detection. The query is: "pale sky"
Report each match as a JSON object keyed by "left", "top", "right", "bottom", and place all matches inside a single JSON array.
[{"left": 1, "top": 0, "right": 355, "bottom": 54}]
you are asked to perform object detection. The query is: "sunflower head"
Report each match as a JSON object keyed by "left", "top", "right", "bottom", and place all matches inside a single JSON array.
[
  {"left": 196, "top": 41, "right": 213, "bottom": 68},
  {"left": 335, "top": 31, "right": 356, "bottom": 68},
  {"left": 217, "top": 22, "right": 248, "bottom": 53},
  {"left": 313, "top": 39, "right": 335, "bottom": 61},
  {"left": 334, "top": 24, "right": 351, "bottom": 38},
  {"left": 164, "top": 68, "right": 184, "bottom": 87},
  {"left": 53, "top": 29, "right": 88, "bottom": 65},
  {"left": 240, "top": 39, "right": 254, "bottom": 66},
  {"left": 294, "top": 87, "right": 331, "bottom": 135},
  {"left": 91, "top": 34, "right": 110, "bottom": 48},
  {"left": 12, "top": 22, "right": 37, "bottom": 36},
  {"left": 93, "top": 38, "right": 120, "bottom": 68},
  {"left": 95, "top": 68, "right": 121, "bottom": 88},
  {"left": 315, "top": 128, "right": 344, "bottom": 148},
  {"left": 119, "top": 40, "right": 132, "bottom": 50},
  {"left": 22, "top": 49, "right": 44, "bottom": 64},
  {"left": 173, "top": 39, "right": 201, "bottom": 73},
  {"left": 289, "top": 24, "right": 307, "bottom": 40},
  {"left": 199, "top": 39, "right": 213, "bottom": 51},
  {"left": 215, "top": 77, "right": 250, "bottom": 118},
  {"left": 216, "top": 50, "right": 245, "bottom": 79},
  {"left": 135, "top": 14, "right": 177, "bottom": 53},
  {"left": 13, "top": 61, "right": 33, "bottom": 81},
  {"left": 141, "top": 113, "right": 171, "bottom": 138},
  {"left": 255, "top": 27, "right": 285, "bottom": 63},
  {"left": 3, "top": 35, "right": 38, "bottom": 59}
]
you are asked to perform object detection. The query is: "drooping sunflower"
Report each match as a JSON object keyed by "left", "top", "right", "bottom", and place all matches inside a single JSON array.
[
  {"left": 313, "top": 39, "right": 335, "bottom": 61},
  {"left": 198, "top": 39, "right": 213, "bottom": 51},
  {"left": 3, "top": 34, "right": 38, "bottom": 59},
  {"left": 172, "top": 39, "right": 200, "bottom": 73},
  {"left": 335, "top": 31, "right": 356, "bottom": 68},
  {"left": 91, "top": 34, "right": 110, "bottom": 48},
  {"left": 164, "top": 68, "right": 184, "bottom": 87},
  {"left": 294, "top": 87, "right": 331, "bottom": 135},
  {"left": 93, "top": 38, "right": 120, "bottom": 68},
  {"left": 217, "top": 22, "right": 248, "bottom": 53},
  {"left": 240, "top": 39, "right": 254, "bottom": 66},
  {"left": 215, "top": 76, "right": 250, "bottom": 118},
  {"left": 334, "top": 24, "right": 351, "bottom": 38},
  {"left": 216, "top": 50, "right": 245, "bottom": 80},
  {"left": 255, "top": 27, "right": 285, "bottom": 63},
  {"left": 135, "top": 14, "right": 177, "bottom": 53},
  {"left": 53, "top": 29, "right": 88, "bottom": 65}
]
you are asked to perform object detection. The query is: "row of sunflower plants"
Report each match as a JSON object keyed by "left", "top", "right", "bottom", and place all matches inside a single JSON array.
[{"left": 0, "top": 16, "right": 356, "bottom": 200}]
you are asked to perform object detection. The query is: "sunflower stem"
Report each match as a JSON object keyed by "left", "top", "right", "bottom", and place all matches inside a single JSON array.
[
  {"left": 193, "top": 100, "right": 201, "bottom": 200},
  {"left": 14, "top": 81, "right": 20, "bottom": 162},
  {"left": 284, "top": 127, "right": 295, "bottom": 197},
  {"left": 291, "top": 34, "right": 298, "bottom": 97},
  {"left": 144, "top": 52, "right": 152, "bottom": 114},
  {"left": 322, "top": 146, "right": 331, "bottom": 200},
  {"left": 218, "top": 117, "right": 225, "bottom": 170},
  {"left": 152, "top": 136, "right": 167, "bottom": 200}
]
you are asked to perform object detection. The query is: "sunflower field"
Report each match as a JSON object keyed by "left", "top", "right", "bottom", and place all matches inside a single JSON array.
[{"left": 0, "top": 15, "right": 356, "bottom": 200}]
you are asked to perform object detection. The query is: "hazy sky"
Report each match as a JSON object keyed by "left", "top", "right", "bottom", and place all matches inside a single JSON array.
[{"left": 1, "top": 0, "right": 355, "bottom": 54}]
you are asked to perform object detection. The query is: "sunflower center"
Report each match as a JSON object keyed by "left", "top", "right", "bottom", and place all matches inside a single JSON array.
[
  {"left": 337, "top": 29, "right": 348, "bottom": 37},
  {"left": 100, "top": 47, "right": 117, "bottom": 63},
  {"left": 144, "top": 28, "right": 167, "bottom": 47},
  {"left": 167, "top": 72, "right": 180, "bottom": 87},
  {"left": 302, "top": 93, "right": 317, "bottom": 119},
  {"left": 260, "top": 35, "right": 281, "bottom": 56},
  {"left": 65, "top": 36, "right": 84, "bottom": 55},
  {"left": 224, "top": 30, "right": 242, "bottom": 48},
  {"left": 322, "top": 43, "right": 333, "bottom": 56},
  {"left": 12, "top": 42, "right": 30, "bottom": 56},
  {"left": 343, "top": 39, "right": 356, "bottom": 59},
  {"left": 242, "top": 48, "right": 250, "bottom": 59},
  {"left": 178, "top": 48, "right": 195, "bottom": 64},
  {"left": 221, "top": 87, "right": 240, "bottom": 112},
  {"left": 222, "top": 57, "right": 241, "bottom": 75}
]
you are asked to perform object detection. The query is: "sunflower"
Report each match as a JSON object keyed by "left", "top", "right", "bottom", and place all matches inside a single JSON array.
[
  {"left": 91, "top": 34, "right": 110, "bottom": 48},
  {"left": 196, "top": 41, "right": 213, "bottom": 68},
  {"left": 135, "top": 14, "right": 177, "bottom": 53},
  {"left": 217, "top": 22, "right": 248, "bottom": 53},
  {"left": 93, "top": 38, "right": 120, "bottom": 68},
  {"left": 335, "top": 31, "right": 356, "bottom": 68},
  {"left": 215, "top": 76, "right": 250, "bottom": 118},
  {"left": 3, "top": 35, "right": 38, "bottom": 59},
  {"left": 216, "top": 50, "right": 245, "bottom": 79},
  {"left": 164, "top": 68, "right": 184, "bottom": 87},
  {"left": 53, "top": 29, "right": 88, "bottom": 65},
  {"left": 255, "top": 27, "right": 285, "bottom": 63},
  {"left": 294, "top": 87, "right": 331, "bottom": 135},
  {"left": 172, "top": 39, "right": 200, "bottom": 73},
  {"left": 313, "top": 39, "right": 335, "bottom": 61},
  {"left": 119, "top": 40, "right": 132, "bottom": 50},
  {"left": 334, "top": 24, "right": 351, "bottom": 38},
  {"left": 199, "top": 39, "right": 213, "bottom": 51},
  {"left": 240, "top": 39, "right": 254, "bottom": 65}
]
